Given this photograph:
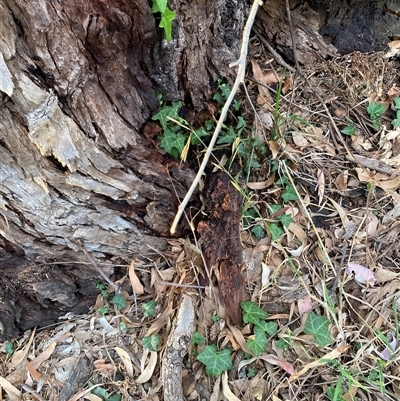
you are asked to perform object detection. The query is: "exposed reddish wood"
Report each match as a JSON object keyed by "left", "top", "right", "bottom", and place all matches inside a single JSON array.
[{"left": 197, "top": 171, "right": 245, "bottom": 325}]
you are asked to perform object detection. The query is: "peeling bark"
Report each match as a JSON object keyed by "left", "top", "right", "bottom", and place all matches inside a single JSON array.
[{"left": 0, "top": 0, "right": 246, "bottom": 340}]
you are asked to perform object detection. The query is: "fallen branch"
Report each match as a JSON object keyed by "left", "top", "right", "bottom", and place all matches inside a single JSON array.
[
  {"left": 161, "top": 294, "right": 196, "bottom": 401},
  {"left": 170, "top": 0, "right": 263, "bottom": 234}
]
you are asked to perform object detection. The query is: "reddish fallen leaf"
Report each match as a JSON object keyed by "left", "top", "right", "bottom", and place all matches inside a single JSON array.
[
  {"left": 346, "top": 262, "right": 375, "bottom": 286},
  {"left": 298, "top": 295, "right": 313, "bottom": 314},
  {"left": 259, "top": 354, "right": 295, "bottom": 375}
]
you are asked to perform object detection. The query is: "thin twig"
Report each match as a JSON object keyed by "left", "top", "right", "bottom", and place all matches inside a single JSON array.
[
  {"left": 81, "top": 243, "right": 120, "bottom": 293},
  {"left": 252, "top": 26, "right": 295, "bottom": 73},
  {"left": 170, "top": 0, "right": 263, "bottom": 234}
]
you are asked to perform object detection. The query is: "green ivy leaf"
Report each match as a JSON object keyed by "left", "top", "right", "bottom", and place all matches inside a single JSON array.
[
  {"left": 233, "top": 99, "right": 242, "bottom": 111},
  {"left": 142, "top": 300, "right": 156, "bottom": 317},
  {"left": 269, "top": 223, "right": 284, "bottom": 241},
  {"left": 217, "top": 126, "right": 237, "bottom": 144},
  {"left": 341, "top": 125, "right": 355, "bottom": 136},
  {"left": 159, "top": 7, "right": 176, "bottom": 41},
  {"left": 5, "top": 341, "right": 15, "bottom": 355},
  {"left": 367, "top": 101, "right": 386, "bottom": 120},
  {"left": 111, "top": 294, "right": 126, "bottom": 309},
  {"left": 108, "top": 394, "right": 123, "bottom": 401},
  {"left": 236, "top": 116, "right": 247, "bottom": 130},
  {"left": 197, "top": 345, "right": 232, "bottom": 376},
  {"left": 268, "top": 204, "right": 282, "bottom": 214},
  {"left": 159, "top": 129, "right": 187, "bottom": 159},
  {"left": 392, "top": 118, "right": 400, "bottom": 127},
  {"left": 281, "top": 185, "right": 299, "bottom": 203},
  {"left": 251, "top": 224, "right": 265, "bottom": 240},
  {"left": 304, "top": 312, "right": 332, "bottom": 347},
  {"left": 98, "top": 306, "right": 108, "bottom": 316},
  {"left": 191, "top": 127, "right": 209, "bottom": 145},
  {"left": 153, "top": 0, "right": 167, "bottom": 13},
  {"left": 191, "top": 331, "right": 205, "bottom": 345},
  {"left": 241, "top": 301, "right": 269, "bottom": 325},
  {"left": 277, "top": 213, "right": 292, "bottom": 228},
  {"left": 276, "top": 337, "right": 292, "bottom": 350},
  {"left": 256, "top": 320, "right": 278, "bottom": 336},
  {"left": 143, "top": 335, "right": 161, "bottom": 351},
  {"left": 152, "top": 101, "right": 182, "bottom": 131},
  {"left": 247, "top": 326, "right": 268, "bottom": 356}
]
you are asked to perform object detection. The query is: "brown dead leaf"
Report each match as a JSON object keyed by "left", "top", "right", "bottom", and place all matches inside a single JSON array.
[
  {"left": 222, "top": 372, "right": 241, "bottom": 401},
  {"left": 385, "top": 41, "right": 400, "bottom": 58},
  {"left": 306, "top": 126, "right": 336, "bottom": 155},
  {"left": 335, "top": 171, "right": 348, "bottom": 190},
  {"left": 289, "top": 345, "right": 349, "bottom": 382},
  {"left": 11, "top": 329, "right": 35, "bottom": 366},
  {"left": 129, "top": 260, "right": 145, "bottom": 295},
  {"left": 93, "top": 359, "right": 116, "bottom": 375},
  {"left": 115, "top": 346, "right": 134, "bottom": 377},
  {"left": 251, "top": 59, "right": 277, "bottom": 103},
  {"left": 135, "top": 351, "right": 157, "bottom": 384},
  {"left": 146, "top": 308, "right": 174, "bottom": 337},
  {"left": 334, "top": 108, "right": 347, "bottom": 117},
  {"left": 292, "top": 131, "right": 310, "bottom": 148},
  {"left": 0, "top": 376, "right": 21, "bottom": 401},
  {"left": 282, "top": 76, "right": 293, "bottom": 94},
  {"left": 268, "top": 141, "right": 280, "bottom": 159}
]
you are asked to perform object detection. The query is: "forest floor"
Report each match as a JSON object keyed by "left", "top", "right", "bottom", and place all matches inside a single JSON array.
[{"left": 1, "top": 39, "right": 400, "bottom": 401}]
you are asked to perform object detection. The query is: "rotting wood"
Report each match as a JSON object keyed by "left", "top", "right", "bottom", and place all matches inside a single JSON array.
[
  {"left": 197, "top": 171, "right": 246, "bottom": 325},
  {"left": 161, "top": 294, "right": 195, "bottom": 401}
]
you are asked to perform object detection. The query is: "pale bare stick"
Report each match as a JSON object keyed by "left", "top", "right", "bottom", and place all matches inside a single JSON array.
[{"left": 170, "top": 0, "right": 263, "bottom": 234}]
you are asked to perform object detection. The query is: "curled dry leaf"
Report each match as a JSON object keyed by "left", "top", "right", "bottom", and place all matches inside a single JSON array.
[
  {"left": 129, "top": 260, "right": 144, "bottom": 295},
  {"left": 251, "top": 59, "right": 277, "bottom": 103},
  {"left": 136, "top": 351, "right": 158, "bottom": 384},
  {"left": 115, "top": 346, "right": 134, "bottom": 377},
  {"left": 222, "top": 372, "right": 241, "bottom": 401}
]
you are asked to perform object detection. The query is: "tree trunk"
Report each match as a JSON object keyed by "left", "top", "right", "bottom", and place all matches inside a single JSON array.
[{"left": 0, "top": 0, "right": 246, "bottom": 340}]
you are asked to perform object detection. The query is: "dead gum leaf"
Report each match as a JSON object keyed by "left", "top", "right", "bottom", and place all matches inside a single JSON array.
[{"left": 129, "top": 260, "right": 145, "bottom": 295}]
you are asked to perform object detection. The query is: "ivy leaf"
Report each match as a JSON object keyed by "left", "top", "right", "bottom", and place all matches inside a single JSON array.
[
  {"left": 191, "top": 127, "right": 209, "bottom": 145},
  {"left": 236, "top": 116, "right": 247, "bottom": 129},
  {"left": 251, "top": 224, "right": 265, "bottom": 240},
  {"left": 247, "top": 326, "right": 268, "bottom": 356},
  {"left": 304, "top": 312, "right": 332, "bottom": 347},
  {"left": 256, "top": 320, "right": 278, "bottom": 336},
  {"left": 341, "top": 125, "right": 355, "bottom": 136},
  {"left": 159, "top": 130, "right": 187, "bottom": 159},
  {"left": 5, "top": 341, "right": 15, "bottom": 355},
  {"left": 217, "top": 126, "right": 237, "bottom": 144},
  {"left": 281, "top": 185, "right": 299, "bottom": 203},
  {"left": 152, "top": 101, "right": 182, "bottom": 130},
  {"left": 392, "top": 118, "right": 400, "bottom": 127},
  {"left": 191, "top": 331, "right": 205, "bottom": 345},
  {"left": 159, "top": 7, "right": 176, "bottom": 41},
  {"left": 111, "top": 294, "right": 126, "bottom": 309},
  {"left": 277, "top": 213, "right": 292, "bottom": 228},
  {"left": 142, "top": 300, "right": 156, "bottom": 317},
  {"left": 394, "top": 97, "right": 400, "bottom": 109},
  {"left": 269, "top": 223, "right": 284, "bottom": 241},
  {"left": 197, "top": 345, "right": 232, "bottom": 376},
  {"left": 241, "top": 301, "right": 269, "bottom": 325},
  {"left": 143, "top": 335, "right": 161, "bottom": 351},
  {"left": 153, "top": 0, "right": 167, "bottom": 13},
  {"left": 367, "top": 101, "right": 386, "bottom": 120}
]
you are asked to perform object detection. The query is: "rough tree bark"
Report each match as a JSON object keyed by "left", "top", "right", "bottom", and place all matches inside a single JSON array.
[{"left": 0, "top": 0, "right": 246, "bottom": 340}]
